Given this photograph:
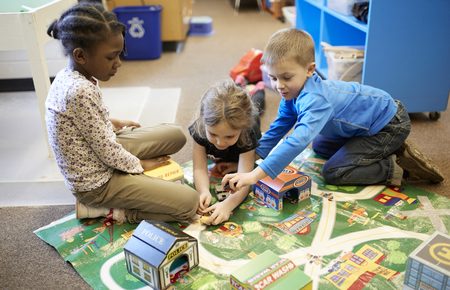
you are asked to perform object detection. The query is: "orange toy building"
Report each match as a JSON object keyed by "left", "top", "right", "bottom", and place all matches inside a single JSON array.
[{"left": 253, "top": 166, "right": 311, "bottom": 211}]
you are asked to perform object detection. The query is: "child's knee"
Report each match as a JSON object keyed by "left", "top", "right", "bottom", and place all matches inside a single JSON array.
[
  {"left": 164, "top": 125, "right": 187, "bottom": 151},
  {"left": 173, "top": 186, "right": 199, "bottom": 220},
  {"left": 165, "top": 124, "right": 186, "bottom": 142},
  {"left": 321, "top": 163, "right": 342, "bottom": 185},
  {"left": 312, "top": 140, "right": 332, "bottom": 158}
]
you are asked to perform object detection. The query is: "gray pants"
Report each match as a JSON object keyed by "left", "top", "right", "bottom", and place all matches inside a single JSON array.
[{"left": 74, "top": 124, "right": 199, "bottom": 223}]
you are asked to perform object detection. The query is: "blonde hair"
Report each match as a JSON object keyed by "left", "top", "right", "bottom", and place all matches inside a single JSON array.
[
  {"left": 262, "top": 28, "right": 315, "bottom": 68},
  {"left": 192, "top": 80, "right": 258, "bottom": 147}
]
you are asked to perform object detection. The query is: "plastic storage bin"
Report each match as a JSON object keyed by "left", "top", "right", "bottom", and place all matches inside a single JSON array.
[
  {"left": 327, "top": 0, "right": 366, "bottom": 16},
  {"left": 189, "top": 16, "right": 213, "bottom": 36},
  {"left": 113, "top": 5, "right": 162, "bottom": 60},
  {"left": 322, "top": 42, "right": 364, "bottom": 82},
  {"left": 260, "top": 65, "right": 274, "bottom": 90},
  {"left": 282, "top": 6, "right": 296, "bottom": 27}
]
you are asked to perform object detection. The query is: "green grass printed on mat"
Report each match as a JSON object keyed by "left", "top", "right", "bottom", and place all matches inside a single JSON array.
[{"left": 34, "top": 149, "right": 450, "bottom": 289}]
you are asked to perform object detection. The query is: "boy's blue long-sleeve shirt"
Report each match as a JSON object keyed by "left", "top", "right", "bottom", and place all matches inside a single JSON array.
[{"left": 256, "top": 73, "right": 397, "bottom": 179}]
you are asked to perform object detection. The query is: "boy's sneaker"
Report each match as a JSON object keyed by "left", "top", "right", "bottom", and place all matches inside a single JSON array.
[
  {"left": 396, "top": 140, "right": 444, "bottom": 184},
  {"left": 76, "top": 201, "right": 126, "bottom": 223}
]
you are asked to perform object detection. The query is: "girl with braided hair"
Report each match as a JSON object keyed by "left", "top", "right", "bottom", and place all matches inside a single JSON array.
[{"left": 46, "top": 2, "right": 199, "bottom": 223}]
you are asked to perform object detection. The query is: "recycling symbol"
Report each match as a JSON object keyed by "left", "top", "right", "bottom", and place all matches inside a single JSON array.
[{"left": 127, "top": 17, "right": 145, "bottom": 38}]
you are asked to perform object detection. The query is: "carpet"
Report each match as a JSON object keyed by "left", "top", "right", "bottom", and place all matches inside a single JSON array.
[{"left": 34, "top": 149, "right": 450, "bottom": 289}]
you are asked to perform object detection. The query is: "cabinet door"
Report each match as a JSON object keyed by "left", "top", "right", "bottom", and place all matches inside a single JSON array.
[
  {"left": 297, "top": 0, "right": 449, "bottom": 113},
  {"left": 143, "top": 0, "right": 192, "bottom": 41},
  {"left": 363, "top": 0, "right": 449, "bottom": 113}
]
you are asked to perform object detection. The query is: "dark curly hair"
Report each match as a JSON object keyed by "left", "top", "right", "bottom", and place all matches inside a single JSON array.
[{"left": 47, "top": 2, "right": 125, "bottom": 55}]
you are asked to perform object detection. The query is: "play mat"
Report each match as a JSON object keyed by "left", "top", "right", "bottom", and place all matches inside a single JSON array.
[{"left": 35, "top": 148, "right": 450, "bottom": 289}]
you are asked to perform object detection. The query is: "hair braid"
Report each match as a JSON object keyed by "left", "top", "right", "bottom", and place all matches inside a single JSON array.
[{"left": 47, "top": 2, "right": 125, "bottom": 55}]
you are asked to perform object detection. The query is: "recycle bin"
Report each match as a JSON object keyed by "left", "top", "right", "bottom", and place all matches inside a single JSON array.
[{"left": 113, "top": 5, "right": 162, "bottom": 60}]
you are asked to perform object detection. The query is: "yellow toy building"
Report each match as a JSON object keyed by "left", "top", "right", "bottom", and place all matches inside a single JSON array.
[
  {"left": 144, "top": 159, "right": 184, "bottom": 182},
  {"left": 325, "top": 244, "right": 398, "bottom": 289}
]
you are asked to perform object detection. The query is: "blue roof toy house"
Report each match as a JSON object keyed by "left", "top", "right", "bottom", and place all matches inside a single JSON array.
[
  {"left": 253, "top": 165, "right": 311, "bottom": 211},
  {"left": 124, "top": 220, "right": 199, "bottom": 289},
  {"left": 403, "top": 231, "right": 449, "bottom": 290}
]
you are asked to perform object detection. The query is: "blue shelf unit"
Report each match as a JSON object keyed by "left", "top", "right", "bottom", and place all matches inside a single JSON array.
[{"left": 296, "top": 0, "right": 450, "bottom": 117}]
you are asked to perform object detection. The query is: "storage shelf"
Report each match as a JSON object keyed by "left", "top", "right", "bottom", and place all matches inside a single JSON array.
[
  {"left": 296, "top": 0, "right": 449, "bottom": 114},
  {"left": 322, "top": 6, "right": 367, "bottom": 32},
  {"left": 304, "top": 0, "right": 323, "bottom": 9}
]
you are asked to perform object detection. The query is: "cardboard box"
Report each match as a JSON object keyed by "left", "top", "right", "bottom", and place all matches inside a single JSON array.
[
  {"left": 253, "top": 166, "right": 311, "bottom": 211},
  {"left": 403, "top": 231, "right": 450, "bottom": 290},
  {"left": 230, "top": 250, "right": 312, "bottom": 289},
  {"left": 124, "top": 220, "right": 199, "bottom": 289},
  {"left": 106, "top": 0, "right": 192, "bottom": 41},
  {"left": 144, "top": 159, "right": 184, "bottom": 182}
]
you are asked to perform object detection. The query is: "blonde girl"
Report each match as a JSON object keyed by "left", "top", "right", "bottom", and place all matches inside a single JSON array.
[{"left": 189, "top": 80, "right": 261, "bottom": 225}]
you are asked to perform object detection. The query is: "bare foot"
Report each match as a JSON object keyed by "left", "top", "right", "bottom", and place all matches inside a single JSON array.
[{"left": 141, "top": 156, "right": 170, "bottom": 171}]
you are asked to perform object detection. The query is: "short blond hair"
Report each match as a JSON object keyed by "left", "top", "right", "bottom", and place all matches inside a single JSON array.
[{"left": 262, "top": 28, "right": 315, "bottom": 68}]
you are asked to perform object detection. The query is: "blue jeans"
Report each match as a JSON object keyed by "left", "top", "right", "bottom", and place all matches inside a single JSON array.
[{"left": 312, "top": 100, "right": 411, "bottom": 185}]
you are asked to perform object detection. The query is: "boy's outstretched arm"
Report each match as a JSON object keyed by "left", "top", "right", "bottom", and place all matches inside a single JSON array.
[{"left": 222, "top": 166, "right": 267, "bottom": 192}]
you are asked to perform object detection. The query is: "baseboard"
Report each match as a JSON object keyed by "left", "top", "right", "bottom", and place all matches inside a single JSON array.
[
  {"left": 0, "top": 77, "right": 55, "bottom": 92},
  {"left": 0, "top": 181, "right": 75, "bottom": 207}
]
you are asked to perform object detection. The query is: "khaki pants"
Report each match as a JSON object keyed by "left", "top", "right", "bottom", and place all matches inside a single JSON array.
[{"left": 74, "top": 124, "right": 199, "bottom": 223}]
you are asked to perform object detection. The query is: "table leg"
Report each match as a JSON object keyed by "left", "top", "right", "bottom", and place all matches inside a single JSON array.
[{"left": 20, "top": 12, "right": 53, "bottom": 157}]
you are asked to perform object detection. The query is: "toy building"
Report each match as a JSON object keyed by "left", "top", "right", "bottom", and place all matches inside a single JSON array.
[
  {"left": 253, "top": 166, "right": 311, "bottom": 211},
  {"left": 124, "top": 220, "right": 199, "bottom": 289},
  {"left": 325, "top": 244, "right": 399, "bottom": 289},
  {"left": 144, "top": 159, "right": 184, "bottom": 182},
  {"left": 215, "top": 184, "right": 230, "bottom": 201},
  {"left": 230, "top": 250, "right": 312, "bottom": 289},
  {"left": 403, "top": 231, "right": 449, "bottom": 290}
]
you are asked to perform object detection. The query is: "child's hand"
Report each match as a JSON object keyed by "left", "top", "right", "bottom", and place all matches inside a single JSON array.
[
  {"left": 140, "top": 156, "right": 170, "bottom": 171},
  {"left": 197, "top": 191, "right": 212, "bottom": 213},
  {"left": 222, "top": 167, "right": 266, "bottom": 192},
  {"left": 202, "top": 201, "right": 234, "bottom": 225},
  {"left": 215, "top": 162, "right": 238, "bottom": 175},
  {"left": 121, "top": 120, "right": 141, "bottom": 128},
  {"left": 222, "top": 172, "right": 255, "bottom": 192},
  {"left": 110, "top": 118, "right": 141, "bottom": 130}
]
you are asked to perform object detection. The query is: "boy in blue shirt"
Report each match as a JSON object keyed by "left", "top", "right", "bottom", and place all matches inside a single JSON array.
[{"left": 223, "top": 28, "right": 443, "bottom": 190}]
